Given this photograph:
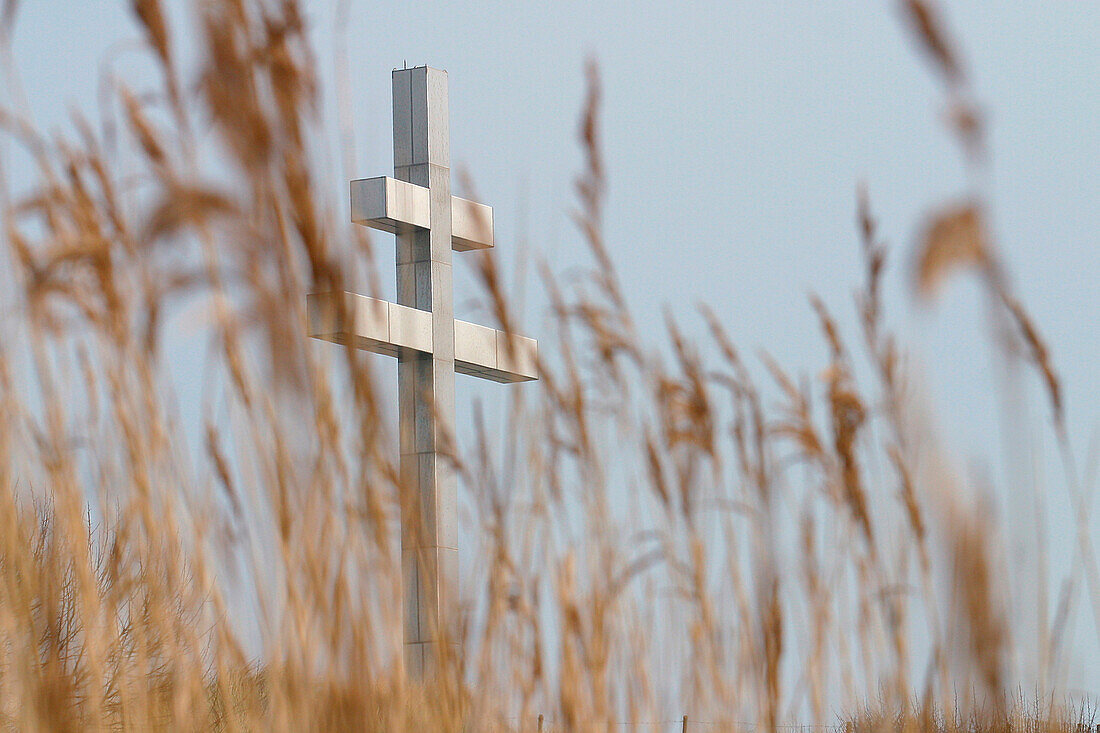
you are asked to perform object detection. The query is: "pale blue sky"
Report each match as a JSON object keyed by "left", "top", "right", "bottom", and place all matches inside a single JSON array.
[{"left": 6, "top": 0, "right": 1099, "bottom": 701}]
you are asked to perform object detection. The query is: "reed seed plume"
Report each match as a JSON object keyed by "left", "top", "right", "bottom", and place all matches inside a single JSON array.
[
  {"left": 901, "top": 0, "right": 964, "bottom": 85},
  {"left": 914, "top": 203, "right": 991, "bottom": 299}
]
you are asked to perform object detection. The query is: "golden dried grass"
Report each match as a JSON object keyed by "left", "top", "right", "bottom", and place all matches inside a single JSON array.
[{"left": 0, "top": 0, "right": 1090, "bottom": 730}]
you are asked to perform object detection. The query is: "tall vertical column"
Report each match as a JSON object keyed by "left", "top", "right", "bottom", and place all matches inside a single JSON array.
[{"left": 392, "top": 66, "right": 458, "bottom": 678}]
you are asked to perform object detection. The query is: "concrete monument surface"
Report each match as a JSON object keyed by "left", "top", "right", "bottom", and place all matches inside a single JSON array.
[{"left": 308, "top": 66, "right": 537, "bottom": 677}]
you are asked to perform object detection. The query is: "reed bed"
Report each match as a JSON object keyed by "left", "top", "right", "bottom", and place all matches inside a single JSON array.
[{"left": 0, "top": 0, "right": 1091, "bottom": 730}]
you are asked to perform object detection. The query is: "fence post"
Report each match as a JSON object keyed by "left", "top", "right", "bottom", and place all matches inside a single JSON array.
[
  {"left": 682, "top": 714, "right": 688, "bottom": 733},
  {"left": 537, "top": 713, "right": 543, "bottom": 732}
]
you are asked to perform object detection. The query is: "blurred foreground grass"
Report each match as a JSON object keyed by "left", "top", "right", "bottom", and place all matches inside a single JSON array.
[{"left": 0, "top": 0, "right": 1092, "bottom": 730}]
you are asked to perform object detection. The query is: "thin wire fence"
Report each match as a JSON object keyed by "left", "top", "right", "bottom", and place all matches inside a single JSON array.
[
  {"left": 505, "top": 714, "right": 845, "bottom": 732},
  {"left": 507, "top": 716, "right": 1100, "bottom": 732}
]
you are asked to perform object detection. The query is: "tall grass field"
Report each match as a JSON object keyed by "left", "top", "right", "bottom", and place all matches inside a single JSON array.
[{"left": 0, "top": 0, "right": 1093, "bottom": 730}]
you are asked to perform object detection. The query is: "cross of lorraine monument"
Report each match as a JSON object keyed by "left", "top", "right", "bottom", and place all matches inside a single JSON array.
[{"left": 307, "top": 66, "right": 538, "bottom": 678}]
